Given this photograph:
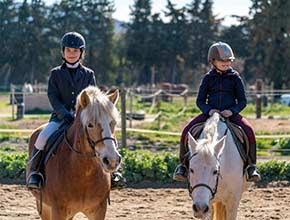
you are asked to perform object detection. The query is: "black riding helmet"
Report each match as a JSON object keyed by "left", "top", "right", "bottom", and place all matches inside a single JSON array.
[
  {"left": 61, "top": 32, "right": 86, "bottom": 49},
  {"left": 61, "top": 32, "right": 85, "bottom": 64}
]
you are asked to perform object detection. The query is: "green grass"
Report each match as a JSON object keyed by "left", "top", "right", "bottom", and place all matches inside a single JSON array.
[{"left": 242, "top": 103, "right": 290, "bottom": 115}]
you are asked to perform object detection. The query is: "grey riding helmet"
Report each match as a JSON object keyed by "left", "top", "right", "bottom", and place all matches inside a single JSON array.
[{"left": 208, "top": 42, "right": 235, "bottom": 63}]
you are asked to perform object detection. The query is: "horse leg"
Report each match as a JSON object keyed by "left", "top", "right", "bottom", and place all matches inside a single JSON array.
[
  {"left": 84, "top": 201, "right": 107, "bottom": 220},
  {"left": 225, "top": 200, "right": 240, "bottom": 220},
  {"left": 212, "top": 202, "right": 226, "bottom": 220}
]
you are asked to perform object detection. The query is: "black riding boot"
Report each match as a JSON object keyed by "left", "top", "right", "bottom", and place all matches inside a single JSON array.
[
  {"left": 111, "top": 171, "right": 126, "bottom": 189},
  {"left": 27, "top": 147, "right": 44, "bottom": 190},
  {"left": 173, "top": 164, "right": 188, "bottom": 182},
  {"left": 246, "top": 143, "right": 261, "bottom": 182}
]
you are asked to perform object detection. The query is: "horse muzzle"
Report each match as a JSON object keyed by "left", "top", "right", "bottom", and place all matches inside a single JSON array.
[
  {"left": 101, "top": 154, "right": 121, "bottom": 172},
  {"left": 192, "top": 202, "right": 209, "bottom": 219}
]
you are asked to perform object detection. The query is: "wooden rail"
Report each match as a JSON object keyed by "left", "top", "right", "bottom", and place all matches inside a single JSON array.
[{"left": 1, "top": 128, "right": 290, "bottom": 139}]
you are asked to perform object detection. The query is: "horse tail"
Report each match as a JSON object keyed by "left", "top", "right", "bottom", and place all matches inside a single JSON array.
[
  {"left": 212, "top": 202, "right": 226, "bottom": 220},
  {"left": 204, "top": 112, "right": 220, "bottom": 142}
]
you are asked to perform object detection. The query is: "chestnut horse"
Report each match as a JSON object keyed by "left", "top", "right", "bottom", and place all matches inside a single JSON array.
[
  {"left": 187, "top": 113, "right": 249, "bottom": 220},
  {"left": 26, "top": 86, "right": 121, "bottom": 220}
]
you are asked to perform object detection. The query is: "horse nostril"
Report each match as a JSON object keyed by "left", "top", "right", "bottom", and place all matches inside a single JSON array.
[
  {"left": 204, "top": 205, "right": 209, "bottom": 213},
  {"left": 103, "top": 157, "right": 109, "bottom": 166},
  {"left": 193, "top": 204, "right": 198, "bottom": 212}
]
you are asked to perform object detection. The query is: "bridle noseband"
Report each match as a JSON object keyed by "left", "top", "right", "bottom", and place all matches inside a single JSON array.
[
  {"left": 187, "top": 152, "right": 221, "bottom": 201},
  {"left": 64, "top": 126, "right": 117, "bottom": 158}
]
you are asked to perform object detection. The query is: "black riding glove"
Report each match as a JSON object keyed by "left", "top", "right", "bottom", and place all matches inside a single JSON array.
[{"left": 63, "top": 114, "right": 74, "bottom": 124}]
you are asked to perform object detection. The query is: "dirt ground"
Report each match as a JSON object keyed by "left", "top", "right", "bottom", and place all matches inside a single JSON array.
[
  {"left": 0, "top": 183, "right": 289, "bottom": 220},
  {"left": 1, "top": 101, "right": 290, "bottom": 220}
]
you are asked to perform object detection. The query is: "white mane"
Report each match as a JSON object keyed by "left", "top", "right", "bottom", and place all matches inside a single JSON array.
[{"left": 195, "top": 113, "right": 220, "bottom": 158}]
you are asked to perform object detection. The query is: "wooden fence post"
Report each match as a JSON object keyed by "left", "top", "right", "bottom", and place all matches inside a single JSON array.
[
  {"left": 129, "top": 91, "right": 133, "bottom": 128},
  {"left": 184, "top": 91, "right": 188, "bottom": 108},
  {"left": 157, "top": 94, "right": 161, "bottom": 130},
  {"left": 120, "top": 84, "right": 127, "bottom": 148},
  {"left": 10, "top": 84, "right": 15, "bottom": 120},
  {"left": 256, "top": 79, "right": 263, "bottom": 119}
]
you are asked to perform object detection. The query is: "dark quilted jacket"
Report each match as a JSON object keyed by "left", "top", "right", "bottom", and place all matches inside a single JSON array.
[{"left": 196, "top": 67, "right": 247, "bottom": 115}]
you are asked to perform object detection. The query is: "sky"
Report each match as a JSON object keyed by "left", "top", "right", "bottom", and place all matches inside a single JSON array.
[{"left": 44, "top": 0, "right": 252, "bottom": 26}]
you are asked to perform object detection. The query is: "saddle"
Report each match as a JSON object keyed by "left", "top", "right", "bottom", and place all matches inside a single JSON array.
[
  {"left": 186, "top": 120, "right": 249, "bottom": 164},
  {"left": 44, "top": 122, "right": 72, "bottom": 165},
  {"left": 37, "top": 122, "right": 71, "bottom": 187}
]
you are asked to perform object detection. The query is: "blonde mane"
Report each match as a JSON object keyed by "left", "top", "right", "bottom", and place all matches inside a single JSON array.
[{"left": 76, "top": 86, "right": 120, "bottom": 126}]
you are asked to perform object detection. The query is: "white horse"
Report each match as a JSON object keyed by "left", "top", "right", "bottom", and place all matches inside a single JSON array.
[{"left": 187, "top": 112, "right": 249, "bottom": 220}]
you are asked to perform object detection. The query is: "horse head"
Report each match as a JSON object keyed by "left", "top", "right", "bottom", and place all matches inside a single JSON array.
[
  {"left": 75, "top": 86, "right": 121, "bottom": 172},
  {"left": 187, "top": 113, "right": 227, "bottom": 219}
]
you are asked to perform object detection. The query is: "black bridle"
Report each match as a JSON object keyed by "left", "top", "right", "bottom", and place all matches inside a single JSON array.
[
  {"left": 187, "top": 118, "right": 228, "bottom": 201},
  {"left": 187, "top": 152, "right": 221, "bottom": 201},
  {"left": 64, "top": 126, "right": 117, "bottom": 158}
]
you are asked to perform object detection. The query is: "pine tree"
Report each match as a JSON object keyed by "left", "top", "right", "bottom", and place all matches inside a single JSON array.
[
  {"left": 126, "top": 0, "right": 153, "bottom": 84},
  {"left": 164, "top": 0, "right": 188, "bottom": 83},
  {"left": 246, "top": 0, "right": 290, "bottom": 88}
]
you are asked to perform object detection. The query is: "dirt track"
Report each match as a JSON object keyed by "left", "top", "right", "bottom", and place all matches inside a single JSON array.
[{"left": 0, "top": 184, "right": 289, "bottom": 220}]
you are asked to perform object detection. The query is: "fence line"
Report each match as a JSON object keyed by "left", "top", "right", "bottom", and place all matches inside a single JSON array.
[{"left": 1, "top": 128, "right": 290, "bottom": 139}]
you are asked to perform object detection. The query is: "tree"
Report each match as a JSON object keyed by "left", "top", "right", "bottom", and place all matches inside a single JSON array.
[
  {"left": 0, "top": 0, "right": 17, "bottom": 86},
  {"left": 81, "top": 0, "right": 115, "bottom": 84},
  {"left": 219, "top": 16, "right": 250, "bottom": 59},
  {"left": 164, "top": 0, "right": 188, "bottom": 83},
  {"left": 246, "top": 0, "right": 290, "bottom": 89},
  {"left": 126, "top": 0, "right": 153, "bottom": 84},
  {"left": 10, "top": 0, "right": 49, "bottom": 84}
]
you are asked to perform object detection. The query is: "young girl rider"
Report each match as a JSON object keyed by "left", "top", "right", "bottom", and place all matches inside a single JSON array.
[
  {"left": 173, "top": 42, "right": 261, "bottom": 182},
  {"left": 27, "top": 32, "right": 125, "bottom": 189}
]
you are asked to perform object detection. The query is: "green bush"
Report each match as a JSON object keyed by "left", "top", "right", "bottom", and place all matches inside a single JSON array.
[
  {"left": 0, "top": 150, "right": 289, "bottom": 185},
  {"left": 120, "top": 148, "right": 178, "bottom": 183},
  {"left": 258, "top": 160, "right": 290, "bottom": 182},
  {"left": 0, "top": 152, "right": 27, "bottom": 179}
]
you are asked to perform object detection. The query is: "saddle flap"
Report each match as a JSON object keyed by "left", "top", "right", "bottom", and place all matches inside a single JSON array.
[
  {"left": 227, "top": 121, "right": 250, "bottom": 156},
  {"left": 44, "top": 123, "right": 70, "bottom": 165}
]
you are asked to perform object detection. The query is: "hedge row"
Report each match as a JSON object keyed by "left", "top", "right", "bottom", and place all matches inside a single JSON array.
[{"left": 0, "top": 150, "right": 289, "bottom": 183}]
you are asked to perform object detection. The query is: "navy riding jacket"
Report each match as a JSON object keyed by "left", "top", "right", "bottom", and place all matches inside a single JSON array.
[
  {"left": 47, "top": 63, "right": 96, "bottom": 122},
  {"left": 196, "top": 67, "right": 247, "bottom": 115}
]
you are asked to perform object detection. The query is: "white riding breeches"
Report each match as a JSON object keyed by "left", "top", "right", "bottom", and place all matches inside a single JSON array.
[{"left": 35, "top": 121, "right": 62, "bottom": 150}]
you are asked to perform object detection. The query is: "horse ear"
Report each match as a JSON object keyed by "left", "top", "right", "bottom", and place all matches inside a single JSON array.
[
  {"left": 187, "top": 132, "right": 198, "bottom": 154},
  {"left": 107, "top": 89, "right": 119, "bottom": 105},
  {"left": 214, "top": 135, "right": 226, "bottom": 158},
  {"left": 79, "top": 90, "right": 90, "bottom": 108}
]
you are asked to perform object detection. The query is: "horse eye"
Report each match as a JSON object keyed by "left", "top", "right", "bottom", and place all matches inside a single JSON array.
[
  {"left": 213, "top": 170, "right": 218, "bottom": 175},
  {"left": 87, "top": 123, "right": 94, "bottom": 128},
  {"left": 190, "top": 169, "right": 194, "bottom": 174}
]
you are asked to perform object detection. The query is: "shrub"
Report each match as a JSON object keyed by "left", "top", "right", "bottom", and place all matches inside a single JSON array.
[
  {"left": 0, "top": 152, "right": 27, "bottom": 179},
  {"left": 0, "top": 150, "right": 289, "bottom": 184}
]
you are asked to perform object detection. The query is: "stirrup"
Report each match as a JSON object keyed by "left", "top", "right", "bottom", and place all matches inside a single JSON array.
[
  {"left": 111, "top": 172, "right": 126, "bottom": 189},
  {"left": 246, "top": 165, "right": 261, "bottom": 182},
  {"left": 27, "top": 172, "right": 44, "bottom": 190},
  {"left": 173, "top": 165, "right": 187, "bottom": 182}
]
